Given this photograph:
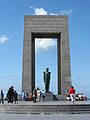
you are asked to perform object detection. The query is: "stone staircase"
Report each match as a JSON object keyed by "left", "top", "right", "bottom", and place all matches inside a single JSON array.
[{"left": 0, "top": 103, "right": 90, "bottom": 114}]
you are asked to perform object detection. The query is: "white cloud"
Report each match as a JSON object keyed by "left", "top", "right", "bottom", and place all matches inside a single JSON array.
[
  {"left": 35, "top": 38, "right": 57, "bottom": 53},
  {"left": 50, "top": 12, "right": 58, "bottom": 15},
  {"left": 0, "top": 34, "right": 9, "bottom": 43},
  {"left": 30, "top": 6, "right": 58, "bottom": 15},
  {"left": 30, "top": 6, "right": 73, "bottom": 16},
  {"left": 59, "top": 9, "right": 73, "bottom": 15},
  {"left": 30, "top": 6, "right": 48, "bottom": 15}
]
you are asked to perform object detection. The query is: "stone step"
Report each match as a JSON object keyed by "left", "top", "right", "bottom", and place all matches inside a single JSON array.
[{"left": 0, "top": 104, "right": 90, "bottom": 114}]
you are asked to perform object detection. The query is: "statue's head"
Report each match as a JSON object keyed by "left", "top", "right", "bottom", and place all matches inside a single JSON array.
[{"left": 46, "top": 68, "right": 49, "bottom": 71}]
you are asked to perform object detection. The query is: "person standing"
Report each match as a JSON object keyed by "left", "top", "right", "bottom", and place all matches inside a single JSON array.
[
  {"left": 69, "top": 86, "right": 75, "bottom": 104},
  {"left": 33, "top": 88, "right": 37, "bottom": 103},
  {"left": 14, "top": 90, "right": 18, "bottom": 104},
  {"left": 0, "top": 90, "right": 4, "bottom": 104},
  {"left": 22, "top": 91, "right": 25, "bottom": 101},
  {"left": 37, "top": 87, "right": 41, "bottom": 102},
  {"left": 7, "top": 86, "right": 15, "bottom": 103},
  {"left": 41, "top": 90, "right": 45, "bottom": 102}
]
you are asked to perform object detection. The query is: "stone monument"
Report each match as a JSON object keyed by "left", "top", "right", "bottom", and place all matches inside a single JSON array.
[{"left": 22, "top": 15, "right": 71, "bottom": 95}]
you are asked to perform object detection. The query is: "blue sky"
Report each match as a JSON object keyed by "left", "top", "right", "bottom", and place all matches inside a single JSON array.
[{"left": 0, "top": 0, "right": 90, "bottom": 97}]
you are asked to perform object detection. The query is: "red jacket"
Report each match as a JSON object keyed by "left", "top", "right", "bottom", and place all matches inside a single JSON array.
[{"left": 69, "top": 88, "right": 75, "bottom": 94}]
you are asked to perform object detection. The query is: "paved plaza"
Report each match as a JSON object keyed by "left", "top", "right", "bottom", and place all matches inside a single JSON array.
[
  {"left": 2, "top": 100, "right": 90, "bottom": 105},
  {"left": 0, "top": 113, "right": 90, "bottom": 120}
]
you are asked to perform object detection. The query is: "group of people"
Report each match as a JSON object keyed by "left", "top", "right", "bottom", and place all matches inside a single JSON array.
[
  {"left": 32, "top": 87, "right": 45, "bottom": 103},
  {"left": 0, "top": 85, "right": 87, "bottom": 105},
  {"left": 66, "top": 86, "right": 87, "bottom": 104},
  {"left": 22, "top": 88, "right": 45, "bottom": 103},
  {"left": 7, "top": 86, "right": 18, "bottom": 104},
  {"left": 0, "top": 86, "right": 18, "bottom": 104}
]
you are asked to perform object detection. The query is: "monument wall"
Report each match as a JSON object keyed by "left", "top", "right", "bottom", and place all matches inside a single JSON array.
[{"left": 22, "top": 15, "right": 71, "bottom": 95}]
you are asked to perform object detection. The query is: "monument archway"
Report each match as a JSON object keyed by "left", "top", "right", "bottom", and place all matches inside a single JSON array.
[{"left": 22, "top": 15, "right": 71, "bottom": 95}]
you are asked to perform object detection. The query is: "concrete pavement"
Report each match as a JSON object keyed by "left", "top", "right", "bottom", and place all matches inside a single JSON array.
[
  {"left": 0, "top": 113, "right": 90, "bottom": 120},
  {"left": 2, "top": 100, "right": 90, "bottom": 105}
]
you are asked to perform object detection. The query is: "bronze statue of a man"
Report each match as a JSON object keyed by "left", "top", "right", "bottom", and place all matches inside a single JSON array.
[{"left": 43, "top": 68, "right": 51, "bottom": 93}]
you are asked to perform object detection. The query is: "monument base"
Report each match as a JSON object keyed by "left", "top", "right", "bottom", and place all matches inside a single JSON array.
[
  {"left": 53, "top": 94, "right": 66, "bottom": 101},
  {"left": 45, "top": 92, "right": 53, "bottom": 101}
]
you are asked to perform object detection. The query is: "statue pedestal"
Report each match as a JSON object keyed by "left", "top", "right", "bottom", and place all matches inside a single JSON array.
[{"left": 45, "top": 92, "right": 53, "bottom": 101}]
